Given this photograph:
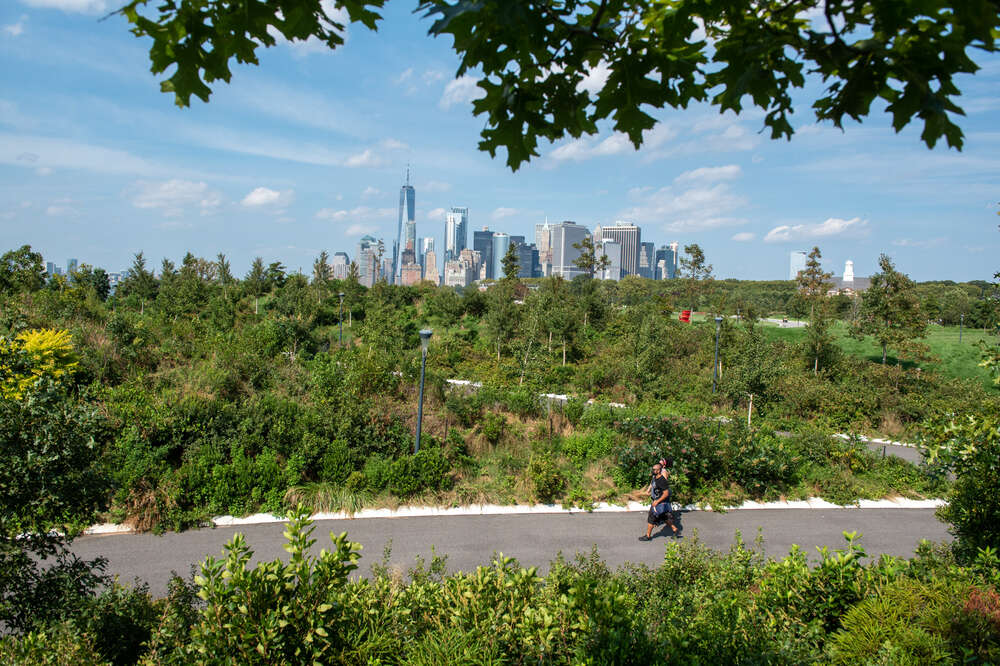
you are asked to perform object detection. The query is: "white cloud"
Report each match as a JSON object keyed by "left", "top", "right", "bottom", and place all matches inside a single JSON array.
[
  {"left": 45, "top": 199, "right": 77, "bottom": 216},
  {"left": 242, "top": 186, "right": 294, "bottom": 207},
  {"left": 619, "top": 182, "right": 749, "bottom": 232},
  {"left": 674, "top": 164, "right": 742, "bottom": 186},
  {"left": 315, "top": 205, "right": 393, "bottom": 227},
  {"left": 731, "top": 232, "right": 756, "bottom": 242},
  {"left": 423, "top": 69, "right": 446, "bottom": 84},
  {"left": 131, "top": 179, "right": 223, "bottom": 217},
  {"left": 426, "top": 206, "right": 447, "bottom": 221},
  {"left": 423, "top": 180, "right": 451, "bottom": 193},
  {"left": 3, "top": 16, "right": 26, "bottom": 36},
  {"left": 892, "top": 237, "right": 947, "bottom": 248},
  {"left": 439, "top": 75, "right": 483, "bottom": 110},
  {"left": 381, "top": 138, "right": 408, "bottom": 150},
  {"left": 1, "top": 132, "right": 161, "bottom": 176},
  {"left": 345, "top": 223, "right": 372, "bottom": 236},
  {"left": 345, "top": 149, "right": 386, "bottom": 168},
  {"left": 20, "top": 0, "right": 107, "bottom": 13},
  {"left": 549, "top": 125, "right": 678, "bottom": 165},
  {"left": 491, "top": 207, "right": 519, "bottom": 220},
  {"left": 578, "top": 61, "right": 611, "bottom": 95},
  {"left": 394, "top": 67, "right": 414, "bottom": 85},
  {"left": 361, "top": 186, "right": 381, "bottom": 199},
  {"left": 35, "top": 166, "right": 53, "bottom": 176},
  {"left": 764, "top": 217, "right": 870, "bottom": 243}
]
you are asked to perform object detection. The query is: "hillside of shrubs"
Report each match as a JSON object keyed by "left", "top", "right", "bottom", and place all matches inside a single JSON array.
[
  {"left": 4, "top": 246, "right": 997, "bottom": 530},
  {"left": 3, "top": 244, "right": 1000, "bottom": 663}
]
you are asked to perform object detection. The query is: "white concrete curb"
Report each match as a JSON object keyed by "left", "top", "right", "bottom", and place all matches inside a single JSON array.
[
  {"left": 834, "top": 433, "right": 918, "bottom": 449},
  {"left": 83, "top": 496, "right": 945, "bottom": 535}
]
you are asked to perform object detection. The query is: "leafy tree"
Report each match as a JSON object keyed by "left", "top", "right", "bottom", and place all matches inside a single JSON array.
[
  {"left": 679, "top": 244, "right": 713, "bottom": 312},
  {"left": 116, "top": 251, "right": 158, "bottom": 305},
  {"left": 500, "top": 242, "right": 520, "bottom": 282},
  {"left": 795, "top": 247, "right": 836, "bottom": 373},
  {"left": 0, "top": 245, "right": 46, "bottom": 294},
  {"left": 216, "top": 253, "right": 234, "bottom": 300},
  {"left": 119, "top": 1, "right": 998, "bottom": 170},
  {"left": 485, "top": 280, "right": 520, "bottom": 360},
  {"left": 922, "top": 412, "right": 1000, "bottom": 561},
  {"left": 266, "top": 261, "right": 287, "bottom": 290},
  {"left": 71, "top": 264, "right": 111, "bottom": 302},
  {"left": 246, "top": 257, "right": 266, "bottom": 315},
  {"left": 571, "top": 235, "right": 609, "bottom": 279},
  {"left": 852, "top": 254, "right": 927, "bottom": 364},
  {"left": 313, "top": 250, "right": 332, "bottom": 286}
]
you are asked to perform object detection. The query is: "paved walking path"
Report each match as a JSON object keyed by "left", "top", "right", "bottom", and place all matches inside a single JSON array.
[{"left": 74, "top": 508, "right": 949, "bottom": 597}]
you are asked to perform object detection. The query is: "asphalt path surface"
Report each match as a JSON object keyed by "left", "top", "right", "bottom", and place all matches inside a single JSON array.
[{"left": 74, "top": 508, "right": 949, "bottom": 597}]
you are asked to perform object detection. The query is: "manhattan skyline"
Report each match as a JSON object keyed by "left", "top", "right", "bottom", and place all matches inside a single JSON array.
[{"left": 1, "top": 2, "right": 998, "bottom": 282}]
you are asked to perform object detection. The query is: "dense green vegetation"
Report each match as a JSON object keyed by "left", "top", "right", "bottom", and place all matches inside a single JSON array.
[
  {"left": 3, "top": 242, "right": 1000, "bottom": 663},
  {"left": 1, "top": 244, "right": 998, "bottom": 530}
]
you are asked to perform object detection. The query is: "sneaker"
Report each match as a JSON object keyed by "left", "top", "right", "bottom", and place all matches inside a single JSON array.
[{"left": 638, "top": 535, "right": 651, "bottom": 542}]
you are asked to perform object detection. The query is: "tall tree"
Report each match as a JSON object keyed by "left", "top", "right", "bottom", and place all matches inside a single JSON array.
[
  {"left": 312, "top": 250, "right": 332, "bottom": 286},
  {"left": 120, "top": 1, "right": 997, "bottom": 170},
  {"left": 852, "top": 253, "right": 927, "bottom": 364},
  {"left": 246, "top": 257, "right": 266, "bottom": 315},
  {"left": 571, "top": 236, "right": 610, "bottom": 279},
  {"left": 500, "top": 242, "right": 520, "bottom": 282},
  {"left": 116, "top": 251, "right": 158, "bottom": 308},
  {"left": 216, "top": 253, "right": 233, "bottom": 299},
  {"left": 71, "top": 264, "right": 111, "bottom": 302},
  {"left": 0, "top": 245, "right": 45, "bottom": 294},
  {"left": 795, "top": 246, "right": 835, "bottom": 373},
  {"left": 679, "top": 244, "right": 713, "bottom": 313}
]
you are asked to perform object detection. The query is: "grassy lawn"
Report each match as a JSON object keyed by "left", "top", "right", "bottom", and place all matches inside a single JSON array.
[{"left": 761, "top": 321, "right": 998, "bottom": 388}]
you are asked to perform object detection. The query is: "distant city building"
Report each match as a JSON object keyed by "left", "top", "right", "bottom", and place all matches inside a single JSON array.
[
  {"left": 331, "top": 252, "right": 350, "bottom": 280},
  {"left": 67, "top": 258, "right": 78, "bottom": 275},
  {"left": 596, "top": 222, "right": 640, "bottom": 276},
  {"left": 405, "top": 220, "right": 416, "bottom": 251},
  {"left": 599, "top": 239, "right": 622, "bottom": 281},
  {"left": 534, "top": 220, "right": 552, "bottom": 273},
  {"left": 789, "top": 250, "right": 808, "bottom": 281},
  {"left": 491, "top": 232, "right": 510, "bottom": 280},
  {"left": 394, "top": 169, "right": 416, "bottom": 283},
  {"left": 550, "top": 221, "right": 590, "bottom": 279},
  {"left": 638, "top": 242, "right": 655, "bottom": 279},
  {"left": 445, "top": 207, "right": 469, "bottom": 262},
  {"left": 473, "top": 228, "right": 494, "bottom": 280},
  {"left": 45, "top": 261, "right": 57, "bottom": 276},
  {"left": 356, "top": 235, "right": 378, "bottom": 287},
  {"left": 400, "top": 262, "right": 423, "bottom": 286},
  {"left": 444, "top": 249, "right": 481, "bottom": 288},
  {"left": 512, "top": 237, "right": 539, "bottom": 278},
  {"left": 655, "top": 242, "right": 679, "bottom": 279},
  {"left": 423, "top": 249, "right": 439, "bottom": 284}
]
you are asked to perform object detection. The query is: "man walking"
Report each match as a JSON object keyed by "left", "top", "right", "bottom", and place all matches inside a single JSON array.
[{"left": 639, "top": 461, "right": 679, "bottom": 541}]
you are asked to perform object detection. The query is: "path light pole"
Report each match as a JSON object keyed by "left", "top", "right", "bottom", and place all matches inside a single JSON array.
[
  {"left": 415, "top": 329, "right": 432, "bottom": 453},
  {"left": 712, "top": 316, "right": 723, "bottom": 394},
  {"left": 338, "top": 292, "right": 345, "bottom": 347},
  {"left": 960, "top": 313, "right": 964, "bottom": 344}
]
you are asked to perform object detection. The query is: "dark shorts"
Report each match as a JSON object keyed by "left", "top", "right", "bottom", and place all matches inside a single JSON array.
[{"left": 647, "top": 503, "right": 671, "bottom": 525}]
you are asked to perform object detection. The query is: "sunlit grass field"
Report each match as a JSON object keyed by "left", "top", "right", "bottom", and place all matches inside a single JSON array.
[{"left": 760, "top": 320, "right": 998, "bottom": 388}]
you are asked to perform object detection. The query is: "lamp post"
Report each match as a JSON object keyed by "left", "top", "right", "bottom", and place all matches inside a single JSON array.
[
  {"left": 712, "top": 316, "right": 723, "bottom": 394},
  {"left": 960, "top": 313, "right": 964, "bottom": 344},
  {"left": 338, "top": 292, "right": 345, "bottom": 346},
  {"left": 415, "top": 329, "right": 432, "bottom": 453}
]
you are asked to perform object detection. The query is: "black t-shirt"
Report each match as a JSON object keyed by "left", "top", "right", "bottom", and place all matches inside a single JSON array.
[{"left": 651, "top": 476, "right": 670, "bottom": 501}]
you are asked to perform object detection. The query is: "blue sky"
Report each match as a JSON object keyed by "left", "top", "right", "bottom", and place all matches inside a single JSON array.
[{"left": 1, "top": 1, "right": 998, "bottom": 282}]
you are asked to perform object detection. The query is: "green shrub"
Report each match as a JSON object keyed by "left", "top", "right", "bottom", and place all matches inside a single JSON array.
[
  {"left": 0, "top": 622, "right": 107, "bottom": 666},
  {"left": 528, "top": 453, "right": 564, "bottom": 503},
  {"left": 479, "top": 412, "right": 504, "bottom": 447},
  {"left": 363, "top": 456, "right": 393, "bottom": 492},
  {"left": 319, "top": 438, "right": 353, "bottom": 484}
]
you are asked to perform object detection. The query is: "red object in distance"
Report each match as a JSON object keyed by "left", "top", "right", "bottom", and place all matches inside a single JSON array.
[{"left": 679, "top": 310, "right": 691, "bottom": 323}]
